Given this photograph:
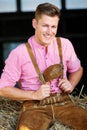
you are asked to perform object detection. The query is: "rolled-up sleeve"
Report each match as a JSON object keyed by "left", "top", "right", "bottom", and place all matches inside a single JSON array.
[
  {"left": 0, "top": 49, "right": 21, "bottom": 89},
  {"left": 65, "top": 39, "right": 81, "bottom": 73}
]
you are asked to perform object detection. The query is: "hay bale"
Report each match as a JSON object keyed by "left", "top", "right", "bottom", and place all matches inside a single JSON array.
[{"left": 0, "top": 97, "right": 22, "bottom": 130}]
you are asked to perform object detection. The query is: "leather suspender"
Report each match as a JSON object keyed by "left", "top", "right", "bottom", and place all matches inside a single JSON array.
[
  {"left": 56, "top": 38, "right": 63, "bottom": 78},
  {"left": 56, "top": 38, "right": 63, "bottom": 65},
  {"left": 26, "top": 43, "right": 46, "bottom": 84},
  {"left": 25, "top": 37, "right": 63, "bottom": 84}
]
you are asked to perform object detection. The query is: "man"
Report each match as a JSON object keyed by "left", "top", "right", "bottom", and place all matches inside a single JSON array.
[{"left": 0, "top": 2, "right": 87, "bottom": 130}]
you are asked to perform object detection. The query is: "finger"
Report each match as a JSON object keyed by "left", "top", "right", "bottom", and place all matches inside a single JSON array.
[
  {"left": 58, "top": 78, "right": 66, "bottom": 87},
  {"left": 59, "top": 82, "right": 65, "bottom": 88}
]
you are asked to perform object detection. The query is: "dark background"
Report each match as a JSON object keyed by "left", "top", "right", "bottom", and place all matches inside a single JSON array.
[{"left": 0, "top": 0, "right": 87, "bottom": 94}]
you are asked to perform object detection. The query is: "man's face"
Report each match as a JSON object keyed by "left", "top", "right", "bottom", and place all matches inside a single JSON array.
[{"left": 32, "top": 14, "right": 59, "bottom": 46}]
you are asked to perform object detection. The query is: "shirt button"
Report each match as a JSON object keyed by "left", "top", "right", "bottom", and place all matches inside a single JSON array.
[{"left": 51, "top": 85, "right": 53, "bottom": 88}]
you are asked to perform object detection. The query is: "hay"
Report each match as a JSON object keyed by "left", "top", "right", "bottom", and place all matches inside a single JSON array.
[
  {"left": 0, "top": 88, "right": 87, "bottom": 130},
  {"left": 0, "top": 97, "right": 22, "bottom": 130}
]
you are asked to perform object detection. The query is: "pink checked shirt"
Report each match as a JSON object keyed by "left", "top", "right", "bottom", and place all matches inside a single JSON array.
[{"left": 0, "top": 36, "right": 81, "bottom": 93}]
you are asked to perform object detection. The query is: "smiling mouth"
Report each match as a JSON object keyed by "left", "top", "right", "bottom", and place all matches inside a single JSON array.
[{"left": 43, "top": 35, "right": 52, "bottom": 41}]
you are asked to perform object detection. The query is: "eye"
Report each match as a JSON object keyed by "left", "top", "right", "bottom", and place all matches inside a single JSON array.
[
  {"left": 42, "top": 24, "right": 48, "bottom": 27},
  {"left": 52, "top": 26, "right": 57, "bottom": 29}
]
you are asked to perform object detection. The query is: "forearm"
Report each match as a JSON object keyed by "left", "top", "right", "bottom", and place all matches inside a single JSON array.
[
  {"left": 0, "top": 84, "right": 51, "bottom": 101},
  {"left": 68, "top": 66, "right": 83, "bottom": 89},
  {"left": 0, "top": 86, "right": 35, "bottom": 101}
]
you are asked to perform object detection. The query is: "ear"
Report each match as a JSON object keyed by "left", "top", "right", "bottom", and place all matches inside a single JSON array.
[{"left": 32, "top": 18, "right": 37, "bottom": 29}]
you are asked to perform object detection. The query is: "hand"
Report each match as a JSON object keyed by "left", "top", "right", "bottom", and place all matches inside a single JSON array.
[
  {"left": 32, "top": 83, "right": 50, "bottom": 100},
  {"left": 58, "top": 78, "right": 73, "bottom": 93}
]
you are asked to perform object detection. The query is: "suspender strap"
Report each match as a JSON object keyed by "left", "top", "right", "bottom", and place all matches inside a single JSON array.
[
  {"left": 56, "top": 38, "right": 63, "bottom": 78},
  {"left": 56, "top": 38, "right": 63, "bottom": 65},
  {"left": 25, "top": 37, "right": 63, "bottom": 83},
  {"left": 26, "top": 43, "right": 46, "bottom": 84}
]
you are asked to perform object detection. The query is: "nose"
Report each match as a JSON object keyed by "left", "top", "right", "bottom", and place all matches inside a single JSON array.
[{"left": 47, "top": 27, "right": 52, "bottom": 34}]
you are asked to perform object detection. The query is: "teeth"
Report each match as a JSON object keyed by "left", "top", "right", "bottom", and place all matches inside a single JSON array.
[
  {"left": 46, "top": 36, "right": 50, "bottom": 38},
  {"left": 44, "top": 35, "right": 51, "bottom": 38},
  {"left": 44, "top": 34, "right": 50, "bottom": 37}
]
